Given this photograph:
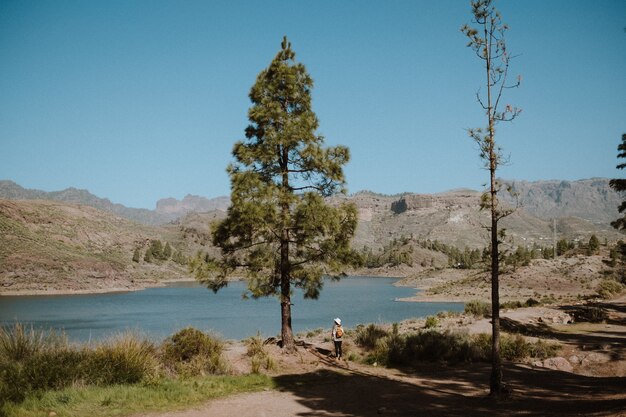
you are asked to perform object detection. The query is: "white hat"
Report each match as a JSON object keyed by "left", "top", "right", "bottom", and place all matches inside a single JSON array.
[{"left": 334, "top": 318, "right": 341, "bottom": 325}]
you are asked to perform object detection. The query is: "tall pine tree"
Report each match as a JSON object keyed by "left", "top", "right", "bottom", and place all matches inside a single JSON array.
[
  {"left": 192, "top": 37, "right": 358, "bottom": 352},
  {"left": 462, "top": 0, "right": 521, "bottom": 396}
]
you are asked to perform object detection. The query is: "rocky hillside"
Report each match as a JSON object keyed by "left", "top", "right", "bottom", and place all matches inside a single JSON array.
[
  {"left": 156, "top": 194, "right": 229, "bottom": 218},
  {"left": 500, "top": 178, "right": 621, "bottom": 224},
  {"left": 330, "top": 188, "right": 624, "bottom": 251},
  {"left": 0, "top": 199, "right": 190, "bottom": 294}
]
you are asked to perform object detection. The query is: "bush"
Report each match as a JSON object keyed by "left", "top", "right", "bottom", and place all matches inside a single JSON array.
[
  {"left": 571, "top": 306, "right": 608, "bottom": 323},
  {"left": 0, "top": 324, "right": 82, "bottom": 403},
  {"left": 355, "top": 324, "right": 389, "bottom": 350},
  {"left": 162, "top": 327, "right": 226, "bottom": 377},
  {"left": 358, "top": 327, "right": 560, "bottom": 368},
  {"left": 464, "top": 300, "right": 491, "bottom": 317},
  {"left": 524, "top": 298, "right": 541, "bottom": 307},
  {"left": 424, "top": 316, "right": 439, "bottom": 329},
  {"left": 597, "top": 279, "right": 624, "bottom": 299},
  {"left": 85, "top": 332, "right": 159, "bottom": 385}
]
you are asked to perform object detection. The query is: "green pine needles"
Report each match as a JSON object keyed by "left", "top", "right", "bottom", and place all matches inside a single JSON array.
[{"left": 192, "top": 37, "right": 358, "bottom": 351}]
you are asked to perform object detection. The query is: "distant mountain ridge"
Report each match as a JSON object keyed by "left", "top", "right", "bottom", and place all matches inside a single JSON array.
[
  {"left": 1, "top": 178, "right": 623, "bottom": 228},
  {"left": 0, "top": 181, "right": 229, "bottom": 225},
  {"left": 0, "top": 180, "right": 171, "bottom": 225},
  {"left": 156, "top": 194, "right": 230, "bottom": 217},
  {"left": 499, "top": 178, "right": 621, "bottom": 224}
]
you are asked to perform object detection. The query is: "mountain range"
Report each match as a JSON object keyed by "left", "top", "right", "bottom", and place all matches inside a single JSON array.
[
  {"left": 1, "top": 178, "right": 622, "bottom": 227},
  {"left": 1, "top": 178, "right": 624, "bottom": 294}
]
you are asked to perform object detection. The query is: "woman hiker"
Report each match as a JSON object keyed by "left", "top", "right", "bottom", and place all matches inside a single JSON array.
[{"left": 332, "top": 317, "right": 344, "bottom": 360}]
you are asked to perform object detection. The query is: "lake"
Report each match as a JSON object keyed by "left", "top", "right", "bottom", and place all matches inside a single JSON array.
[{"left": 0, "top": 277, "right": 464, "bottom": 342}]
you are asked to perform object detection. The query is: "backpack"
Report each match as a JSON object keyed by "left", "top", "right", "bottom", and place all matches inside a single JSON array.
[{"left": 336, "top": 326, "right": 343, "bottom": 338}]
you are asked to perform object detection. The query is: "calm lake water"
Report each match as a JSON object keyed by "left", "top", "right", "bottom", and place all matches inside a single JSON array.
[{"left": 0, "top": 277, "right": 463, "bottom": 342}]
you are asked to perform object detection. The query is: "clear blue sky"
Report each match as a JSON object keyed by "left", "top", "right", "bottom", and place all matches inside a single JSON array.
[{"left": 1, "top": 0, "right": 625, "bottom": 209}]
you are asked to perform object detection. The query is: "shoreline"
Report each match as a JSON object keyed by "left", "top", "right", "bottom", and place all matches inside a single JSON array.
[
  {"left": 0, "top": 270, "right": 479, "bottom": 304},
  {"left": 0, "top": 272, "right": 462, "bottom": 301}
]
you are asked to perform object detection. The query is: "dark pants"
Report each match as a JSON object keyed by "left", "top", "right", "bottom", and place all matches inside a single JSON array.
[{"left": 334, "top": 340, "right": 342, "bottom": 358}]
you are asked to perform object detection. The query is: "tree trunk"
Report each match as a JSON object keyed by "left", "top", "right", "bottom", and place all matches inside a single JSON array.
[
  {"left": 489, "top": 176, "right": 503, "bottom": 395},
  {"left": 280, "top": 146, "right": 295, "bottom": 352},
  {"left": 280, "top": 268, "right": 295, "bottom": 351},
  {"left": 486, "top": 20, "right": 503, "bottom": 394}
]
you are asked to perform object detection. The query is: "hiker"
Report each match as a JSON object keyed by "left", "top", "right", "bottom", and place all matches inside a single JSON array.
[{"left": 332, "top": 317, "right": 343, "bottom": 359}]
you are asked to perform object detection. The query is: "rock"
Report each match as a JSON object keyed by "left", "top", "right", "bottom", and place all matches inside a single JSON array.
[
  {"left": 542, "top": 357, "right": 573, "bottom": 373},
  {"left": 581, "top": 352, "right": 610, "bottom": 366},
  {"left": 49, "top": 412, "right": 57, "bottom": 417},
  {"left": 568, "top": 355, "right": 580, "bottom": 364}
]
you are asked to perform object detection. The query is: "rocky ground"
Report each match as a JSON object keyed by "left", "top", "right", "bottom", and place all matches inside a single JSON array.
[{"left": 132, "top": 293, "right": 626, "bottom": 417}]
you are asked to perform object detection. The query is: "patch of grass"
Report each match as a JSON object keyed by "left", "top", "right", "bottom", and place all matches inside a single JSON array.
[
  {"left": 245, "top": 333, "right": 275, "bottom": 374},
  {"left": 0, "top": 323, "right": 84, "bottom": 403},
  {"left": 464, "top": 300, "right": 491, "bottom": 317},
  {"left": 85, "top": 331, "right": 159, "bottom": 385},
  {"left": 304, "top": 328, "right": 324, "bottom": 338},
  {"left": 1, "top": 374, "right": 273, "bottom": 417}
]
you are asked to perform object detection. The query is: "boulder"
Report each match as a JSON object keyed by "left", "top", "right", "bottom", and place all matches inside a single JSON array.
[{"left": 542, "top": 357, "right": 574, "bottom": 373}]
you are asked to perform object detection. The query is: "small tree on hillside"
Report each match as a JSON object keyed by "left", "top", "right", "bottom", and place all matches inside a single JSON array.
[
  {"left": 132, "top": 247, "right": 142, "bottom": 263},
  {"left": 163, "top": 242, "right": 173, "bottom": 260},
  {"left": 461, "top": 0, "right": 521, "bottom": 396},
  {"left": 191, "top": 37, "right": 358, "bottom": 352},
  {"left": 610, "top": 134, "right": 626, "bottom": 229},
  {"left": 588, "top": 234, "right": 600, "bottom": 255}
]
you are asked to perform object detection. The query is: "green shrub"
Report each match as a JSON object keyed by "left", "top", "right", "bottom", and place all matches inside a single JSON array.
[
  {"left": 597, "top": 279, "right": 624, "bottom": 299},
  {"left": 354, "top": 324, "right": 389, "bottom": 350},
  {"left": 0, "top": 324, "right": 82, "bottom": 403},
  {"left": 500, "top": 334, "right": 530, "bottom": 360},
  {"left": 464, "top": 300, "right": 491, "bottom": 317},
  {"left": 359, "top": 327, "right": 560, "bottom": 368},
  {"left": 162, "top": 327, "right": 226, "bottom": 377},
  {"left": 86, "top": 332, "right": 159, "bottom": 385},
  {"left": 524, "top": 298, "right": 541, "bottom": 307},
  {"left": 528, "top": 339, "right": 561, "bottom": 359},
  {"left": 424, "top": 316, "right": 439, "bottom": 329}
]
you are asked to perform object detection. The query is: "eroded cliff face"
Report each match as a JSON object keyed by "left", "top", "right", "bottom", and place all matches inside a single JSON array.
[{"left": 155, "top": 194, "right": 230, "bottom": 217}]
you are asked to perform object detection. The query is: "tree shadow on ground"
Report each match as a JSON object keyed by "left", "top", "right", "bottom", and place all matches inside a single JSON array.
[
  {"left": 501, "top": 317, "right": 625, "bottom": 356},
  {"left": 273, "top": 363, "right": 626, "bottom": 417}
]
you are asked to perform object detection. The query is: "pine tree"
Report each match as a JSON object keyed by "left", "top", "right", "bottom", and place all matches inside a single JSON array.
[
  {"left": 462, "top": 0, "right": 521, "bottom": 396},
  {"left": 588, "top": 235, "right": 600, "bottom": 255},
  {"left": 163, "top": 242, "right": 173, "bottom": 260},
  {"left": 610, "top": 134, "right": 626, "bottom": 229},
  {"left": 149, "top": 240, "right": 164, "bottom": 260},
  {"left": 192, "top": 37, "right": 358, "bottom": 352},
  {"left": 132, "top": 247, "right": 141, "bottom": 263}
]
